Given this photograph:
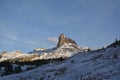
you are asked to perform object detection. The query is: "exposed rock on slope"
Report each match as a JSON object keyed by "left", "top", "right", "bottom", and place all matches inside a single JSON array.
[
  {"left": 29, "top": 34, "right": 84, "bottom": 60},
  {"left": 57, "top": 33, "right": 78, "bottom": 48}
]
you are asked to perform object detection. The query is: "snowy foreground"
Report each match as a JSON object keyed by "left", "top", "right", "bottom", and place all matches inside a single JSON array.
[{"left": 0, "top": 46, "right": 120, "bottom": 80}]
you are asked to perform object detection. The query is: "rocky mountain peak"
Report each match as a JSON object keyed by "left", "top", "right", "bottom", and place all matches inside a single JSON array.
[{"left": 57, "top": 33, "right": 78, "bottom": 48}]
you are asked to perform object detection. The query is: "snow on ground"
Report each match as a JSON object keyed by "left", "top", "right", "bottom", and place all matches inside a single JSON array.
[
  {"left": 0, "top": 51, "right": 31, "bottom": 62},
  {"left": 0, "top": 46, "right": 120, "bottom": 80},
  {"left": 0, "top": 43, "right": 82, "bottom": 62},
  {"left": 30, "top": 43, "right": 81, "bottom": 60}
]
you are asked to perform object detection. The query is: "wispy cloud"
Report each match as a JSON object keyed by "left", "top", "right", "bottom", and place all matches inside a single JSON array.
[
  {"left": 0, "top": 26, "right": 18, "bottom": 41},
  {"left": 0, "top": 33, "right": 17, "bottom": 41},
  {"left": 0, "top": 26, "right": 37, "bottom": 45},
  {"left": 48, "top": 37, "right": 58, "bottom": 44}
]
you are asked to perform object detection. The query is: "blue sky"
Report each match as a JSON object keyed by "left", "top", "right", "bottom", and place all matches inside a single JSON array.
[{"left": 0, "top": 0, "right": 120, "bottom": 52}]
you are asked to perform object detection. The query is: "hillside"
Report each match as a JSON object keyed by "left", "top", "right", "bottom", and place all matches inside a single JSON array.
[{"left": 0, "top": 40, "right": 120, "bottom": 80}]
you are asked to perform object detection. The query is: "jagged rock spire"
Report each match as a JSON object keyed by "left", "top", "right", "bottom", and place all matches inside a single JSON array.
[
  {"left": 57, "top": 33, "right": 66, "bottom": 48},
  {"left": 57, "top": 33, "right": 78, "bottom": 48}
]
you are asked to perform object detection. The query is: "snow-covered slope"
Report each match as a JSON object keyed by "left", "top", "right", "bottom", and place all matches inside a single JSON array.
[
  {"left": 1, "top": 45, "right": 120, "bottom": 80},
  {"left": 0, "top": 51, "right": 32, "bottom": 62},
  {"left": 30, "top": 43, "right": 83, "bottom": 60},
  {"left": 0, "top": 43, "right": 83, "bottom": 62}
]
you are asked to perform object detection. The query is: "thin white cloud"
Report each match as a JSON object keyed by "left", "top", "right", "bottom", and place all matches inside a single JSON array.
[
  {"left": 1, "top": 33, "right": 17, "bottom": 41},
  {"left": 0, "top": 26, "right": 37, "bottom": 45},
  {"left": 0, "top": 27, "right": 18, "bottom": 42},
  {"left": 48, "top": 37, "right": 58, "bottom": 44}
]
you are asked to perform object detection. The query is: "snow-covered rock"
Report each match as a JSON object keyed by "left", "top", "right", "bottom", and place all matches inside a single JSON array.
[
  {"left": 0, "top": 51, "right": 31, "bottom": 62},
  {"left": 0, "top": 34, "right": 89, "bottom": 62},
  {"left": 29, "top": 34, "right": 89, "bottom": 60},
  {"left": 0, "top": 45, "right": 120, "bottom": 80},
  {"left": 34, "top": 48, "right": 46, "bottom": 52}
]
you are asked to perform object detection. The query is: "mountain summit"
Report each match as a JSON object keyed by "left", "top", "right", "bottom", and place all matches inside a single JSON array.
[
  {"left": 28, "top": 34, "right": 82, "bottom": 60},
  {"left": 0, "top": 34, "right": 89, "bottom": 62},
  {"left": 57, "top": 33, "right": 78, "bottom": 48}
]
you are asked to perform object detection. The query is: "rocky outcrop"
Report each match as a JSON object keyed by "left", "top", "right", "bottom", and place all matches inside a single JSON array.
[
  {"left": 57, "top": 33, "right": 78, "bottom": 48},
  {"left": 33, "top": 48, "right": 46, "bottom": 51}
]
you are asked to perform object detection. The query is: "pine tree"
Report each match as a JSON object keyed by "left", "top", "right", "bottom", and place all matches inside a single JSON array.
[
  {"left": 15, "top": 65, "right": 22, "bottom": 73},
  {"left": 4, "top": 62, "right": 13, "bottom": 75}
]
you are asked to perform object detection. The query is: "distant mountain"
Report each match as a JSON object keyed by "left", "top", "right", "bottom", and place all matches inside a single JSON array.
[
  {"left": 0, "top": 34, "right": 90, "bottom": 78},
  {"left": 0, "top": 39, "right": 120, "bottom": 80},
  {"left": 0, "top": 33, "right": 89, "bottom": 62},
  {"left": 28, "top": 33, "right": 89, "bottom": 60}
]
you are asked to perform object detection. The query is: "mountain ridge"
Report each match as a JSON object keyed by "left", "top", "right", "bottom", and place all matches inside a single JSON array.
[
  {"left": 0, "top": 34, "right": 89, "bottom": 62},
  {"left": 0, "top": 40, "right": 120, "bottom": 80}
]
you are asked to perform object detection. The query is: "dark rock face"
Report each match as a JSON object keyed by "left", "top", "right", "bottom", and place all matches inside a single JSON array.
[
  {"left": 57, "top": 33, "right": 78, "bottom": 48},
  {"left": 57, "top": 33, "right": 65, "bottom": 47}
]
